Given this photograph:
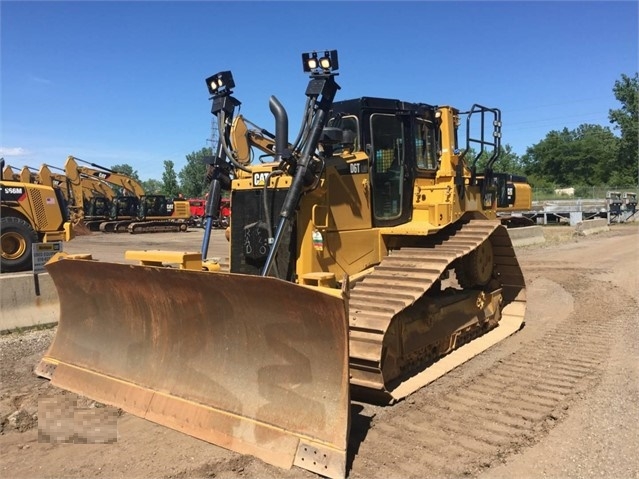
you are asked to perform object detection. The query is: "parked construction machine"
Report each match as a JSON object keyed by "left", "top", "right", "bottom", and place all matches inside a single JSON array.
[
  {"left": 1, "top": 158, "right": 74, "bottom": 272},
  {"left": 494, "top": 172, "right": 533, "bottom": 226},
  {"left": 2, "top": 163, "right": 20, "bottom": 181},
  {"left": 15, "top": 164, "right": 116, "bottom": 228},
  {"left": 63, "top": 156, "right": 190, "bottom": 232},
  {"left": 43, "top": 164, "right": 115, "bottom": 207},
  {"left": 97, "top": 193, "right": 191, "bottom": 233},
  {"left": 38, "top": 51, "right": 526, "bottom": 478},
  {"left": 63, "top": 156, "right": 140, "bottom": 229}
]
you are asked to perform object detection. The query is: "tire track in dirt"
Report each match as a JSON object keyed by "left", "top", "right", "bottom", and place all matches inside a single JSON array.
[{"left": 348, "top": 272, "right": 631, "bottom": 479}]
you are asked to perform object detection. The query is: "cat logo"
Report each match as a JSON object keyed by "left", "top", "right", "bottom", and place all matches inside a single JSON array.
[{"left": 253, "top": 172, "right": 269, "bottom": 186}]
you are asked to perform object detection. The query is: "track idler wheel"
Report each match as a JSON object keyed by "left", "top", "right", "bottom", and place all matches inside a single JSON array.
[{"left": 455, "top": 239, "right": 494, "bottom": 288}]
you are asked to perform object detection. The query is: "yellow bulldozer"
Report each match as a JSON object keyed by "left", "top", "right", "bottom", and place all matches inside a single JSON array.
[{"left": 37, "top": 50, "right": 526, "bottom": 478}]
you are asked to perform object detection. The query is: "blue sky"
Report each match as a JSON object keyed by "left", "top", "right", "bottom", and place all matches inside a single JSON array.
[{"left": 1, "top": 1, "right": 637, "bottom": 181}]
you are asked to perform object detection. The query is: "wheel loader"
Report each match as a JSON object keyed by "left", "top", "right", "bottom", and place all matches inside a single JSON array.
[
  {"left": 1, "top": 158, "right": 74, "bottom": 272},
  {"left": 37, "top": 50, "right": 526, "bottom": 479}
]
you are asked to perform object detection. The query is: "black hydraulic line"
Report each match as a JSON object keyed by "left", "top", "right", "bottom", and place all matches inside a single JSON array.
[
  {"left": 73, "top": 157, "right": 120, "bottom": 174},
  {"left": 261, "top": 74, "right": 340, "bottom": 277},
  {"left": 201, "top": 133, "right": 227, "bottom": 260},
  {"left": 262, "top": 169, "right": 284, "bottom": 278},
  {"left": 202, "top": 89, "right": 241, "bottom": 259},
  {"left": 292, "top": 97, "right": 313, "bottom": 151},
  {"left": 201, "top": 179, "right": 221, "bottom": 260}
]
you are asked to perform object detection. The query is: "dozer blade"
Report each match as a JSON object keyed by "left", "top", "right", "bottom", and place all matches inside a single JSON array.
[{"left": 37, "top": 257, "right": 350, "bottom": 479}]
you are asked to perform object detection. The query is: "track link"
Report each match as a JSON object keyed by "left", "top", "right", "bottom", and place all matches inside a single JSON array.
[
  {"left": 127, "top": 220, "right": 188, "bottom": 234},
  {"left": 348, "top": 219, "right": 526, "bottom": 402}
]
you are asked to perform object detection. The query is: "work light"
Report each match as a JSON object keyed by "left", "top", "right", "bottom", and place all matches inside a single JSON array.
[
  {"left": 319, "top": 56, "right": 332, "bottom": 70},
  {"left": 302, "top": 50, "right": 338, "bottom": 74},
  {"left": 307, "top": 57, "right": 318, "bottom": 70},
  {"left": 205, "top": 71, "right": 235, "bottom": 96}
]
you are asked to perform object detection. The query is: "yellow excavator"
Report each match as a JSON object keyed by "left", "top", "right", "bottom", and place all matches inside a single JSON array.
[
  {"left": 64, "top": 156, "right": 191, "bottom": 233},
  {"left": 2, "top": 163, "right": 20, "bottom": 181},
  {"left": 62, "top": 155, "right": 140, "bottom": 229},
  {"left": 40, "top": 163, "right": 116, "bottom": 230},
  {"left": 16, "top": 164, "right": 116, "bottom": 223},
  {"left": 38, "top": 51, "right": 526, "bottom": 478},
  {"left": 40, "top": 163, "right": 116, "bottom": 203},
  {"left": 63, "top": 156, "right": 191, "bottom": 233}
]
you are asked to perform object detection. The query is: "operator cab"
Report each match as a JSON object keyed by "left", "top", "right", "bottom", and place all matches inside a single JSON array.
[
  {"left": 110, "top": 196, "right": 139, "bottom": 219},
  {"left": 325, "top": 97, "right": 440, "bottom": 227}
]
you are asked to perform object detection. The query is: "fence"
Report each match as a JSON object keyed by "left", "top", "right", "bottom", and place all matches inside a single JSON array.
[{"left": 532, "top": 186, "right": 639, "bottom": 201}]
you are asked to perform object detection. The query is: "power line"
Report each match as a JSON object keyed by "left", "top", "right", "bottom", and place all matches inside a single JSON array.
[
  {"left": 508, "top": 116, "right": 612, "bottom": 133},
  {"left": 509, "top": 112, "right": 609, "bottom": 126},
  {"left": 506, "top": 96, "right": 613, "bottom": 114}
]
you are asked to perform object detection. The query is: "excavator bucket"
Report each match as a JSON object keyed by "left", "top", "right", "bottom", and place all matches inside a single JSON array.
[{"left": 37, "top": 256, "right": 350, "bottom": 479}]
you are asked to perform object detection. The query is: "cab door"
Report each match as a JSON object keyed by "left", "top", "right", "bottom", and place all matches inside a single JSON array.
[
  {"left": 369, "top": 113, "right": 412, "bottom": 227},
  {"left": 325, "top": 115, "right": 372, "bottom": 232}
]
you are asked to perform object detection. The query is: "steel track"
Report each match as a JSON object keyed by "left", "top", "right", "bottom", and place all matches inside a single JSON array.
[{"left": 348, "top": 219, "right": 527, "bottom": 401}]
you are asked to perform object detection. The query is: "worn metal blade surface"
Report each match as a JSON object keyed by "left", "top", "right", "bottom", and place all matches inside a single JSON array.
[{"left": 38, "top": 258, "right": 349, "bottom": 478}]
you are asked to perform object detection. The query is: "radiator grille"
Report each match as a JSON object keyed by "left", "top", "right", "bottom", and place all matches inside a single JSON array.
[
  {"left": 32, "top": 189, "right": 48, "bottom": 228},
  {"left": 230, "top": 188, "right": 296, "bottom": 280}
]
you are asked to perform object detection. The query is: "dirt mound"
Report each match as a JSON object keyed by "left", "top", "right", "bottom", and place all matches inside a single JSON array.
[{"left": 73, "top": 222, "right": 92, "bottom": 236}]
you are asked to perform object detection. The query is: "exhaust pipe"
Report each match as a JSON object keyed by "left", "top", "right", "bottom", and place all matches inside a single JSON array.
[{"left": 269, "top": 96, "right": 289, "bottom": 163}]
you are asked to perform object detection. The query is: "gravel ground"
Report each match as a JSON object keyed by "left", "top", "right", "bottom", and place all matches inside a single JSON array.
[{"left": 1, "top": 223, "right": 637, "bottom": 479}]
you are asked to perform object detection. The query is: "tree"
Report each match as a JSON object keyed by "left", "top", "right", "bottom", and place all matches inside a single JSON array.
[
  {"left": 142, "top": 178, "right": 163, "bottom": 194},
  {"left": 572, "top": 124, "right": 620, "bottom": 185},
  {"left": 609, "top": 73, "right": 638, "bottom": 186},
  {"left": 179, "top": 147, "right": 211, "bottom": 198},
  {"left": 109, "top": 163, "right": 141, "bottom": 195},
  {"left": 110, "top": 163, "right": 140, "bottom": 181},
  {"left": 521, "top": 124, "right": 619, "bottom": 187},
  {"left": 474, "top": 144, "right": 524, "bottom": 175},
  {"left": 161, "top": 160, "right": 180, "bottom": 198}
]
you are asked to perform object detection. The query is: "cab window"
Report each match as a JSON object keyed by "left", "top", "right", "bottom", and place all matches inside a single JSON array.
[
  {"left": 415, "top": 118, "right": 438, "bottom": 170},
  {"left": 370, "top": 113, "right": 404, "bottom": 220},
  {"left": 327, "top": 114, "right": 360, "bottom": 152}
]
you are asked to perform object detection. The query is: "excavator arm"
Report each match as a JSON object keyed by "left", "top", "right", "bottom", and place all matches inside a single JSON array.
[
  {"left": 37, "top": 165, "right": 115, "bottom": 204},
  {"left": 64, "top": 156, "right": 145, "bottom": 198},
  {"left": 228, "top": 115, "right": 280, "bottom": 164}
]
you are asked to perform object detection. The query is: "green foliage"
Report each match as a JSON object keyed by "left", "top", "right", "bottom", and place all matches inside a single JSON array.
[
  {"left": 178, "top": 147, "right": 211, "bottom": 198},
  {"left": 141, "top": 178, "right": 163, "bottom": 194},
  {"left": 110, "top": 163, "right": 140, "bottom": 181},
  {"left": 609, "top": 73, "right": 638, "bottom": 186},
  {"left": 521, "top": 72, "right": 637, "bottom": 188},
  {"left": 161, "top": 160, "right": 180, "bottom": 198},
  {"left": 473, "top": 144, "right": 525, "bottom": 175},
  {"left": 522, "top": 174, "right": 556, "bottom": 190},
  {"left": 521, "top": 124, "right": 620, "bottom": 187},
  {"left": 108, "top": 163, "right": 140, "bottom": 195}
]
